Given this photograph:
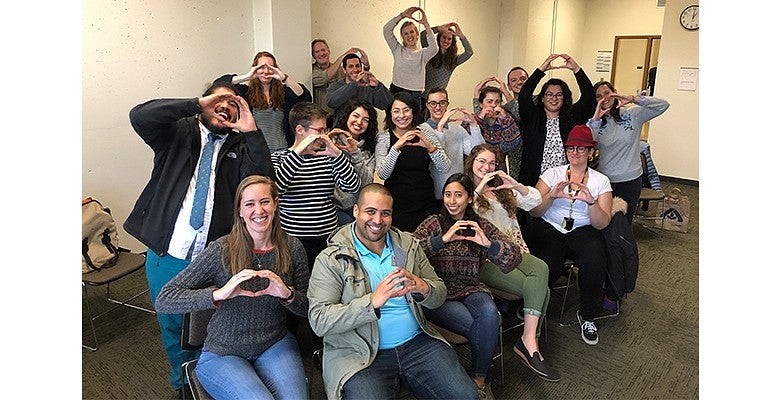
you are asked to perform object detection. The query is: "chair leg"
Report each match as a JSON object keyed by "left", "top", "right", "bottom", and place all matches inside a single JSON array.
[
  {"left": 82, "top": 283, "right": 98, "bottom": 351},
  {"left": 105, "top": 281, "right": 157, "bottom": 315},
  {"left": 558, "top": 267, "right": 577, "bottom": 327}
]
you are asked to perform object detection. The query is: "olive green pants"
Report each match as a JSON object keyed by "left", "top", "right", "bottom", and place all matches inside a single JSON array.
[{"left": 480, "top": 253, "right": 550, "bottom": 336}]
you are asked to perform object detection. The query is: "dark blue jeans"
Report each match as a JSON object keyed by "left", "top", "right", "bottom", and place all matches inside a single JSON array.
[
  {"left": 342, "top": 333, "right": 477, "bottom": 400},
  {"left": 424, "top": 292, "right": 500, "bottom": 379}
]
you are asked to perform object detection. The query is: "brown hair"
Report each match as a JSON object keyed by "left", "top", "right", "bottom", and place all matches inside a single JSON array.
[
  {"left": 247, "top": 51, "right": 286, "bottom": 111},
  {"left": 465, "top": 144, "right": 518, "bottom": 218},
  {"left": 428, "top": 31, "right": 459, "bottom": 70},
  {"left": 223, "top": 175, "right": 291, "bottom": 275}
]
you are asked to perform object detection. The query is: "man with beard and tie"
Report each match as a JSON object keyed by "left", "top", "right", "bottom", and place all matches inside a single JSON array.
[{"left": 125, "top": 81, "right": 274, "bottom": 396}]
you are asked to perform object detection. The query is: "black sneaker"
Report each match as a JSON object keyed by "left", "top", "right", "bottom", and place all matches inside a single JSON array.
[
  {"left": 577, "top": 310, "right": 599, "bottom": 345},
  {"left": 513, "top": 338, "right": 561, "bottom": 382}
]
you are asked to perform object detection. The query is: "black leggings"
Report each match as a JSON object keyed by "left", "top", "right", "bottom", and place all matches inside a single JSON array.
[{"left": 522, "top": 218, "right": 607, "bottom": 320}]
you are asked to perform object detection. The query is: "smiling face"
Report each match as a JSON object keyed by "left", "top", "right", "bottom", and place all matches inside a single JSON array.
[
  {"left": 253, "top": 55, "right": 277, "bottom": 84},
  {"left": 239, "top": 182, "right": 277, "bottom": 240},
  {"left": 346, "top": 107, "right": 370, "bottom": 138},
  {"left": 390, "top": 100, "right": 414, "bottom": 130},
  {"left": 344, "top": 57, "right": 363, "bottom": 82},
  {"left": 312, "top": 41, "right": 331, "bottom": 67},
  {"left": 507, "top": 69, "right": 528, "bottom": 95},
  {"left": 199, "top": 87, "right": 239, "bottom": 134},
  {"left": 425, "top": 91, "right": 448, "bottom": 121},
  {"left": 595, "top": 83, "right": 618, "bottom": 111},
  {"left": 471, "top": 149, "right": 497, "bottom": 182},
  {"left": 542, "top": 84, "right": 564, "bottom": 114},
  {"left": 438, "top": 31, "right": 453, "bottom": 51},
  {"left": 353, "top": 191, "right": 393, "bottom": 252},
  {"left": 443, "top": 181, "right": 471, "bottom": 220},
  {"left": 401, "top": 23, "right": 419, "bottom": 48}
]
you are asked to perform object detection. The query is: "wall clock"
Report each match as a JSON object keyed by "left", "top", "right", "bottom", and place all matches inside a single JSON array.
[{"left": 679, "top": 5, "right": 699, "bottom": 30}]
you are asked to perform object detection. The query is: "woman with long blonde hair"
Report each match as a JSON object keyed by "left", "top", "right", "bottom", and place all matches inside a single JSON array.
[{"left": 156, "top": 175, "right": 310, "bottom": 399}]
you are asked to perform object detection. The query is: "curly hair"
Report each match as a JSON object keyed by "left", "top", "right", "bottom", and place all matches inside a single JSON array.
[{"left": 334, "top": 99, "right": 378, "bottom": 155}]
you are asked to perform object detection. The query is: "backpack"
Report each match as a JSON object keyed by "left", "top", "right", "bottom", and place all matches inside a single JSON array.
[{"left": 82, "top": 197, "right": 120, "bottom": 273}]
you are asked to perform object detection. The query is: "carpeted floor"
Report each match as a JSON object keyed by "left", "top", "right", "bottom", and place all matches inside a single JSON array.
[{"left": 82, "top": 181, "right": 698, "bottom": 399}]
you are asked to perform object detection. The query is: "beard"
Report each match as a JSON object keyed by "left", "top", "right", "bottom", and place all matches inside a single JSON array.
[{"left": 200, "top": 115, "right": 234, "bottom": 136}]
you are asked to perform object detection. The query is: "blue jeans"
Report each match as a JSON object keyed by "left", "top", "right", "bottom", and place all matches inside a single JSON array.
[
  {"left": 423, "top": 292, "right": 500, "bottom": 378},
  {"left": 195, "top": 331, "right": 307, "bottom": 400},
  {"left": 342, "top": 333, "right": 477, "bottom": 400},
  {"left": 146, "top": 250, "right": 199, "bottom": 390}
]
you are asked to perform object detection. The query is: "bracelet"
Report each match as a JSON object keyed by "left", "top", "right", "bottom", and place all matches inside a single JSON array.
[
  {"left": 281, "top": 74, "right": 289, "bottom": 83},
  {"left": 587, "top": 200, "right": 596, "bottom": 206}
]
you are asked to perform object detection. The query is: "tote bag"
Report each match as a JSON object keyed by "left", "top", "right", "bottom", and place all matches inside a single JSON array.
[{"left": 655, "top": 187, "right": 690, "bottom": 233}]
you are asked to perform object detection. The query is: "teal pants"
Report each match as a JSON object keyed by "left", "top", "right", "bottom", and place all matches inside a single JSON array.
[
  {"left": 146, "top": 250, "right": 200, "bottom": 390},
  {"left": 479, "top": 253, "right": 550, "bottom": 336}
]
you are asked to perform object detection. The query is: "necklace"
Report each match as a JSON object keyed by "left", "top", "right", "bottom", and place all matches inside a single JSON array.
[{"left": 252, "top": 248, "right": 274, "bottom": 269}]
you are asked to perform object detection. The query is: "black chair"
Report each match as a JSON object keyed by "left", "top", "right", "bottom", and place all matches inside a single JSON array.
[
  {"left": 552, "top": 260, "right": 620, "bottom": 328},
  {"left": 634, "top": 152, "right": 667, "bottom": 236},
  {"left": 82, "top": 249, "right": 155, "bottom": 351},
  {"left": 181, "top": 309, "right": 216, "bottom": 400}
]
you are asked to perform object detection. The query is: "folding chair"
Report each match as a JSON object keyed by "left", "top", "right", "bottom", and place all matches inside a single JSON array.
[
  {"left": 181, "top": 309, "right": 216, "bottom": 400},
  {"left": 634, "top": 152, "right": 667, "bottom": 236},
  {"left": 552, "top": 260, "right": 620, "bottom": 328},
  {"left": 82, "top": 249, "right": 155, "bottom": 351}
]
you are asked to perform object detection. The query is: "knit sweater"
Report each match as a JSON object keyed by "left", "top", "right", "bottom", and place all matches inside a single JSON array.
[
  {"left": 420, "top": 30, "right": 474, "bottom": 91},
  {"left": 155, "top": 235, "right": 310, "bottom": 358},
  {"left": 383, "top": 18, "right": 439, "bottom": 91},
  {"left": 413, "top": 214, "right": 521, "bottom": 299}
]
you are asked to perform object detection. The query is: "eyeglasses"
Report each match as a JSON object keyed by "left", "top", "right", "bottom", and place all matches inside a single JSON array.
[
  {"left": 306, "top": 126, "right": 329, "bottom": 135},
  {"left": 426, "top": 100, "right": 449, "bottom": 108},
  {"left": 474, "top": 158, "right": 497, "bottom": 168},
  {"left": 565, "top": 146, "right": 590, "bottom": 153},
  {"left": 544, "top": 92, "right": 564, "bottom": 99}
]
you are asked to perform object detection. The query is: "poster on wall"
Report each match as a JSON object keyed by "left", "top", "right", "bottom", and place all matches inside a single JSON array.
[
  {"left": 678, "top": 67, "right": 698, "bottom": 91},
  {"left": 596, "top": 50, "right": 612, "bottom": 73}
]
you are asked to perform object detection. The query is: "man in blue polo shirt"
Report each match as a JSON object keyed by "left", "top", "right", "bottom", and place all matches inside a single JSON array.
[{"left": 308, "top": 183, "right": 477, "bottom": 400}]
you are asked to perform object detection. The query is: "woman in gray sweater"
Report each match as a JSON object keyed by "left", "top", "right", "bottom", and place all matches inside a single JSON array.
[{"left": 156, "top": 175, "right": 310, "bottom": 400}]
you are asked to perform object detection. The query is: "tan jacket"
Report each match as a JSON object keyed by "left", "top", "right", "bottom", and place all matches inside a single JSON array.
[{"left": 307, "top": 223, "right": 447, "bottom": 400}]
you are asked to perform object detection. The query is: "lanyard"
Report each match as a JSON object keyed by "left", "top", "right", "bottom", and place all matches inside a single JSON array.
[{"left": 566, "top": 165, "right": 587, "bottom": 218}]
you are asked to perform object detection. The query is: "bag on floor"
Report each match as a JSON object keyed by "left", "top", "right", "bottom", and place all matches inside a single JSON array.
[
  {"left": 655, "top": 187, "right": 690, "bottom": 233},
  {"left": 82, "top": 197, "right": 120, "bottom": 273}
]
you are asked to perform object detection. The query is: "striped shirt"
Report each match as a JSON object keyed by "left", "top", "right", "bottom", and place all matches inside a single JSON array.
[{"left": 272, "top": 149, "right": 360, "bottom": 238}]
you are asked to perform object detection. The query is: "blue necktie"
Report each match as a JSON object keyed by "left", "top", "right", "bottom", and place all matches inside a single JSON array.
[{"left": 190, "top": 133, "right": 219, "bottom": 230}]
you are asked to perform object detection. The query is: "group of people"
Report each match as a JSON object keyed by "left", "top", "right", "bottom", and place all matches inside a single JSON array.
[{"left": 123, "top": 6, "right": 670, "bottom": 400}]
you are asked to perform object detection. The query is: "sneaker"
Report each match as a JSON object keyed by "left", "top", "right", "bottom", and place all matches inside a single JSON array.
[
  {"left": 577, "top": 310, "right": 599, "bottom": 345},
  {"left": 512, "top": 338, "right": 561, "bottom": 382},
  {"left": 476, "top": 382, "right": 495, "bottom": 400}
]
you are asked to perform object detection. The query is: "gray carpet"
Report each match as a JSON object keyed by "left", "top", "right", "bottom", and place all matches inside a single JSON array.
[{"left": 82, "top": 181, "right": 698, "bottom": 399}]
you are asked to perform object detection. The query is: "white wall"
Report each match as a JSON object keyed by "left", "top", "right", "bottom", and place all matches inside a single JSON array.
[
  {"left": 648, "top": 0, "right": 699, "bottom": 180},
  {"left": 83, "top": 0, "right": 257, "bottom": 251}
]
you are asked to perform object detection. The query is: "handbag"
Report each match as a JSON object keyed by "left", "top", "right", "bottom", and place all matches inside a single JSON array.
[{"left": 655, "top": 187, "right": 690, "bottom": 233}]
